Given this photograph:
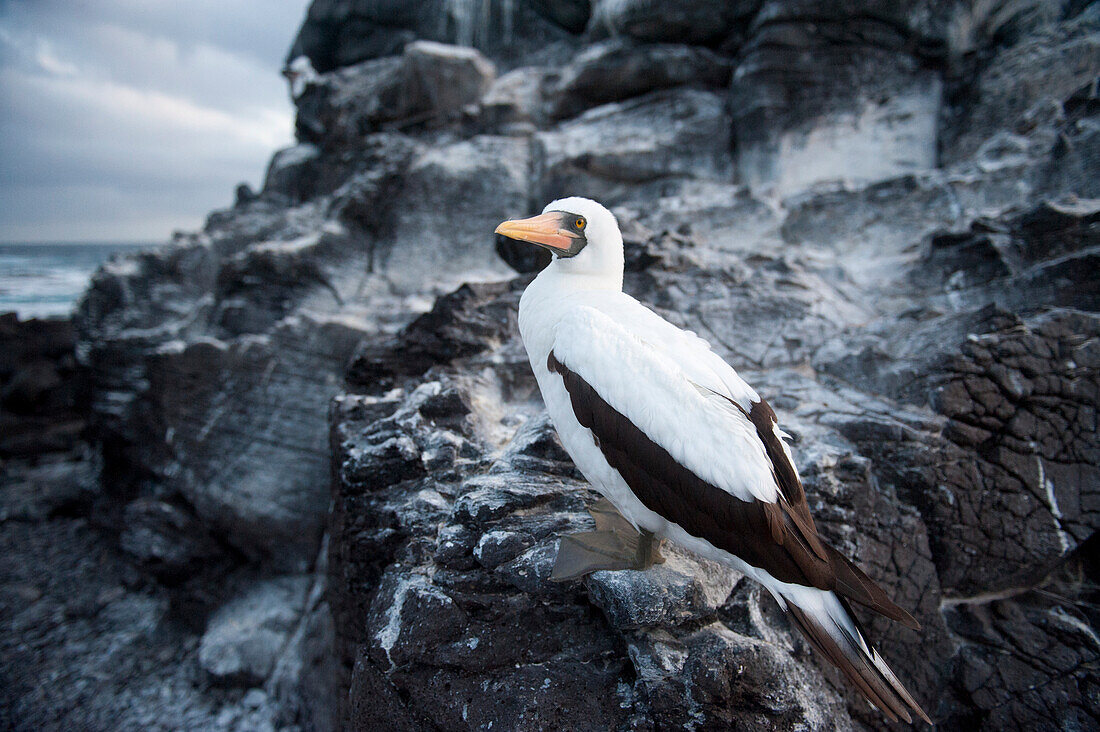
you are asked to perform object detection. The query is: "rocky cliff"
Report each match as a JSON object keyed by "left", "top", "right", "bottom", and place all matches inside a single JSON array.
[{"left": 5, "top": 1, "right": 1097, "bottom": 730}]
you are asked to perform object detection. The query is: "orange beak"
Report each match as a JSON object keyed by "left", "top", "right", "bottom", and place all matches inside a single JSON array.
[{"left": 494, "top": 212, "right": 580, "bottom": 252}]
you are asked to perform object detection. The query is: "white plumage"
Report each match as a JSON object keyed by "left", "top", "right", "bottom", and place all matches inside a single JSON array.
[{"left": 498, "top": 196, "right": 930, "bottom": 724}]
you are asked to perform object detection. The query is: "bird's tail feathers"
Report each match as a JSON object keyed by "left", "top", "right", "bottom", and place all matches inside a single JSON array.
[
  {"left": 825, "top": 544, "right": 921, "bottom": 630},
  {"left": 783, "top": 587, "right": 932, "bottom": 725}
]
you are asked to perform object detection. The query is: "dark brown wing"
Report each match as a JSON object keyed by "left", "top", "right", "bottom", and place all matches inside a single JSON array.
[
  {"left": 748, "top": 399, "right": 829, "bottom": 561},
  {"left": 548, "top": 352, "right": 835, "bottom": 590},
  {"left": 550, "top": 352, "right": 919, "bottom": 629},
  {"left": 547, "top": 351, "right": 927, "bottom": 720},
  {"left": 747, "top": 397, "right": 920, "bottom": 630}
]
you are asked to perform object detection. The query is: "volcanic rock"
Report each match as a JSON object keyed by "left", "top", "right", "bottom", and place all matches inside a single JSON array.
[
  {"left": 0, "top": 314, "right": 88, "bottom": 457},
  {"left": 199, "top": 575, "right": 312, "bottom": 685},
  {"left": 544, "top": 38, "right": 731, "bottom": 120},
  {"left": 25, "top": 2, "right": 1099, "bottom": 730}
]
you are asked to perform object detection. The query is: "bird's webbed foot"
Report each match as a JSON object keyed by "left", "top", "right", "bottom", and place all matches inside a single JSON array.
[{"left": 550, "top": 497, "right": 666, "bottom": 582}]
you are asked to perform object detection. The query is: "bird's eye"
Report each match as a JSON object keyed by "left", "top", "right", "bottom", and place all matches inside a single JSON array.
[{"left": 575, "top": 217, "right": 586, "bottom": 230}]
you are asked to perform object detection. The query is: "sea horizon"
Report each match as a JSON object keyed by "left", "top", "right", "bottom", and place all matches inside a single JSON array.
[
  {"left": 0, "top": 240, "right": 154, "bottom": 319},
  {"left": 0, "top": 239, "right": 160, "bottom": 247}
]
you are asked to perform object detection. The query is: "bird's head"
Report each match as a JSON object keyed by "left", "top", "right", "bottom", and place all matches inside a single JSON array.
[{"left": 495, "top": 197, "right": 623, "bottom": 285}]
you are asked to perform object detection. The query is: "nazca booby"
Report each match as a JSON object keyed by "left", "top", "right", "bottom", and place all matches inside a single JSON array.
[{"left": 496, "top": 197, "right": 931, "bottom": 725}]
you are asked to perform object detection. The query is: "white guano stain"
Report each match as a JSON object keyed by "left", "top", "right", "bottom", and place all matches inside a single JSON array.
[
  {"left": 377, "top": 575, "right": 423, "bottom": 672},
  {"left": 1036, "top": 455, "right": 1071, "bottom": 554}
]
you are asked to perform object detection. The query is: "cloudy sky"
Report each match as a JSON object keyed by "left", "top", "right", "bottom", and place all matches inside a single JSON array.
[{"left": 0, "top": 0, "right": 312, "bottom": 243}]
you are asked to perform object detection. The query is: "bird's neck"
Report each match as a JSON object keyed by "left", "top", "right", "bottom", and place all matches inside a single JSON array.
[
  {"left": 518, "top": 264, "right": 623, "bottom": 367},
  {"left": 537, "top": 260, "right": 624, "bottom": 294}
]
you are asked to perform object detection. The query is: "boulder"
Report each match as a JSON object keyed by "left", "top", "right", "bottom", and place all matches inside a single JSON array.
[
  {"left": 730, "top": 0, "right": 945, "bottom": 194},
  {"left": 588, "top": 0, "right": 760, "bottom": 46},
  {"left": 478, "top": 66, "right": 550, "bottom": 131},
  {"left": 287, "top": 0, "right": 579, "bottom": 72},
  {"left": 404, "top": 40, "right": 496, "bottom": 119},
  {"left": 295, "top": 42, "right": 495, "bottom": 147},
  {"left": 538, "top": 88, "right": 733, "bottom": 203},
  {"left": 199, "top": 575, "right": 312, "bottom": 685},
  {"left": 373, "top": 135, "right": 527, "bottom": 292},
  {"left": 297, "top": 42, "right": 493, "bottom": 143},
  {"left": 544, "top": 38, "right": 731, "bottom": 120},
  {"left": 0, "top": 314, "right": 87, "bottom": 457},
  {"left": 261, "top": 143, "right": 323, "bottom": 201},
  {"left": 132, "top": 316, "right": 368, "bottom": 568}
]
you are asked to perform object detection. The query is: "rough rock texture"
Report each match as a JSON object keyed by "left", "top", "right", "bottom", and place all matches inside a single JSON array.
[
  {"left": 0, "top": 314, "right": 88, "bottom": 458},
  {"left": 287, "top": 0, "right": 581, "bottom": 72},
  {"left": 296, "top": 40, "right": 496, "bottom": 145},
  {"left": 199, "top": 575, "right": 313, "bottom": 685},
  {"left": 329, "top": 377, "right": 853, "bottom": 730},
  {"left": 8, "top": 1, "right": 1098, "bottom": 730},
  {"left": 0, "top": 315, "right": 332, "bottom": 732},
  {"left": 538, "top": 87, "right": 734, "bottom": 203},
  {"left": 731, "top": 0, "right": 948, "bottom": 194},
  {"left": 0, "top": 510, "right": 334, "bottom": 732},
  {"left": 543, "top": 38, "right": 732, "bottom": 120}
]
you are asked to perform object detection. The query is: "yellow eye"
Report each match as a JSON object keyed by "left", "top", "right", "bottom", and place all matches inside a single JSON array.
[{"left": 576, "top": 217, "right": 586, "bottom": 230}]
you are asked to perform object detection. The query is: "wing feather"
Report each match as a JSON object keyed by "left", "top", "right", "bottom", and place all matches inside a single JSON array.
[
  {"left": 548, "top": 307, "right": 836, "bottom": 589},
  {"left": 546, "top": 299, "right": 925, "bottom": 720},
  {"left": 550, "top": 305, "right": 919, "bottom": 626},
  {"left": 552, "top": 307, "right": 775, "bottom": 503}
]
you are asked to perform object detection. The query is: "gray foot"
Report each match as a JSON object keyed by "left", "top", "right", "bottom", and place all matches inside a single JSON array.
[{"left": 550, "top": 498, "right": 666, "bottom": 582}]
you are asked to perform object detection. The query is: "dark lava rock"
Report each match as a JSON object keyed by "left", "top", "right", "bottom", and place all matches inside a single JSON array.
[
  {"left": 288, "top": 0, "right": 580, "bottom": 73},
  {"left": 198, "top": 575, "right": 312, "bottom": 686},
  {"left": 927, "top": 309, "right": 1100, "bottom": 595},
  {"left": 0, "top": 313, "right": 88, "bottom": 457},
  {"left": 39, "top": 2, "right": 1100, "bottom": 730},
  {"left": 589, "top": 0, "right": 761, "bottom": 46},
  {"left": 329, "top": 371, "right": 854, "bottom": 729},
  {"left": 0, "top": 513, "right": 284, "bottom": 731},
  {"left": 939, "top": 535, "right": 1100, "bottom": 730},
  {"left": 543, "top": 38, "right": 732, "bottom": 120},
  {"left": 347, "top": 281, "right": 520, "bottom": 390},
  {"left": 296, "top": 41, "right": 495, "bottom": 147},
  {"left": 261, "top": 143, "right": 324, "bottom": 202}
]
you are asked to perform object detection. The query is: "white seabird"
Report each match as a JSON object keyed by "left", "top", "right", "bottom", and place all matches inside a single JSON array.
[{"left": 496, "top": 197, "right": 931, "bottom": 725}]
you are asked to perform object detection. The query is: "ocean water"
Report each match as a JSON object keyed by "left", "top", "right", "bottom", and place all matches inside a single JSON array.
[{"left": 0, "top": 242, "right": 152, "bottom": 319}]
